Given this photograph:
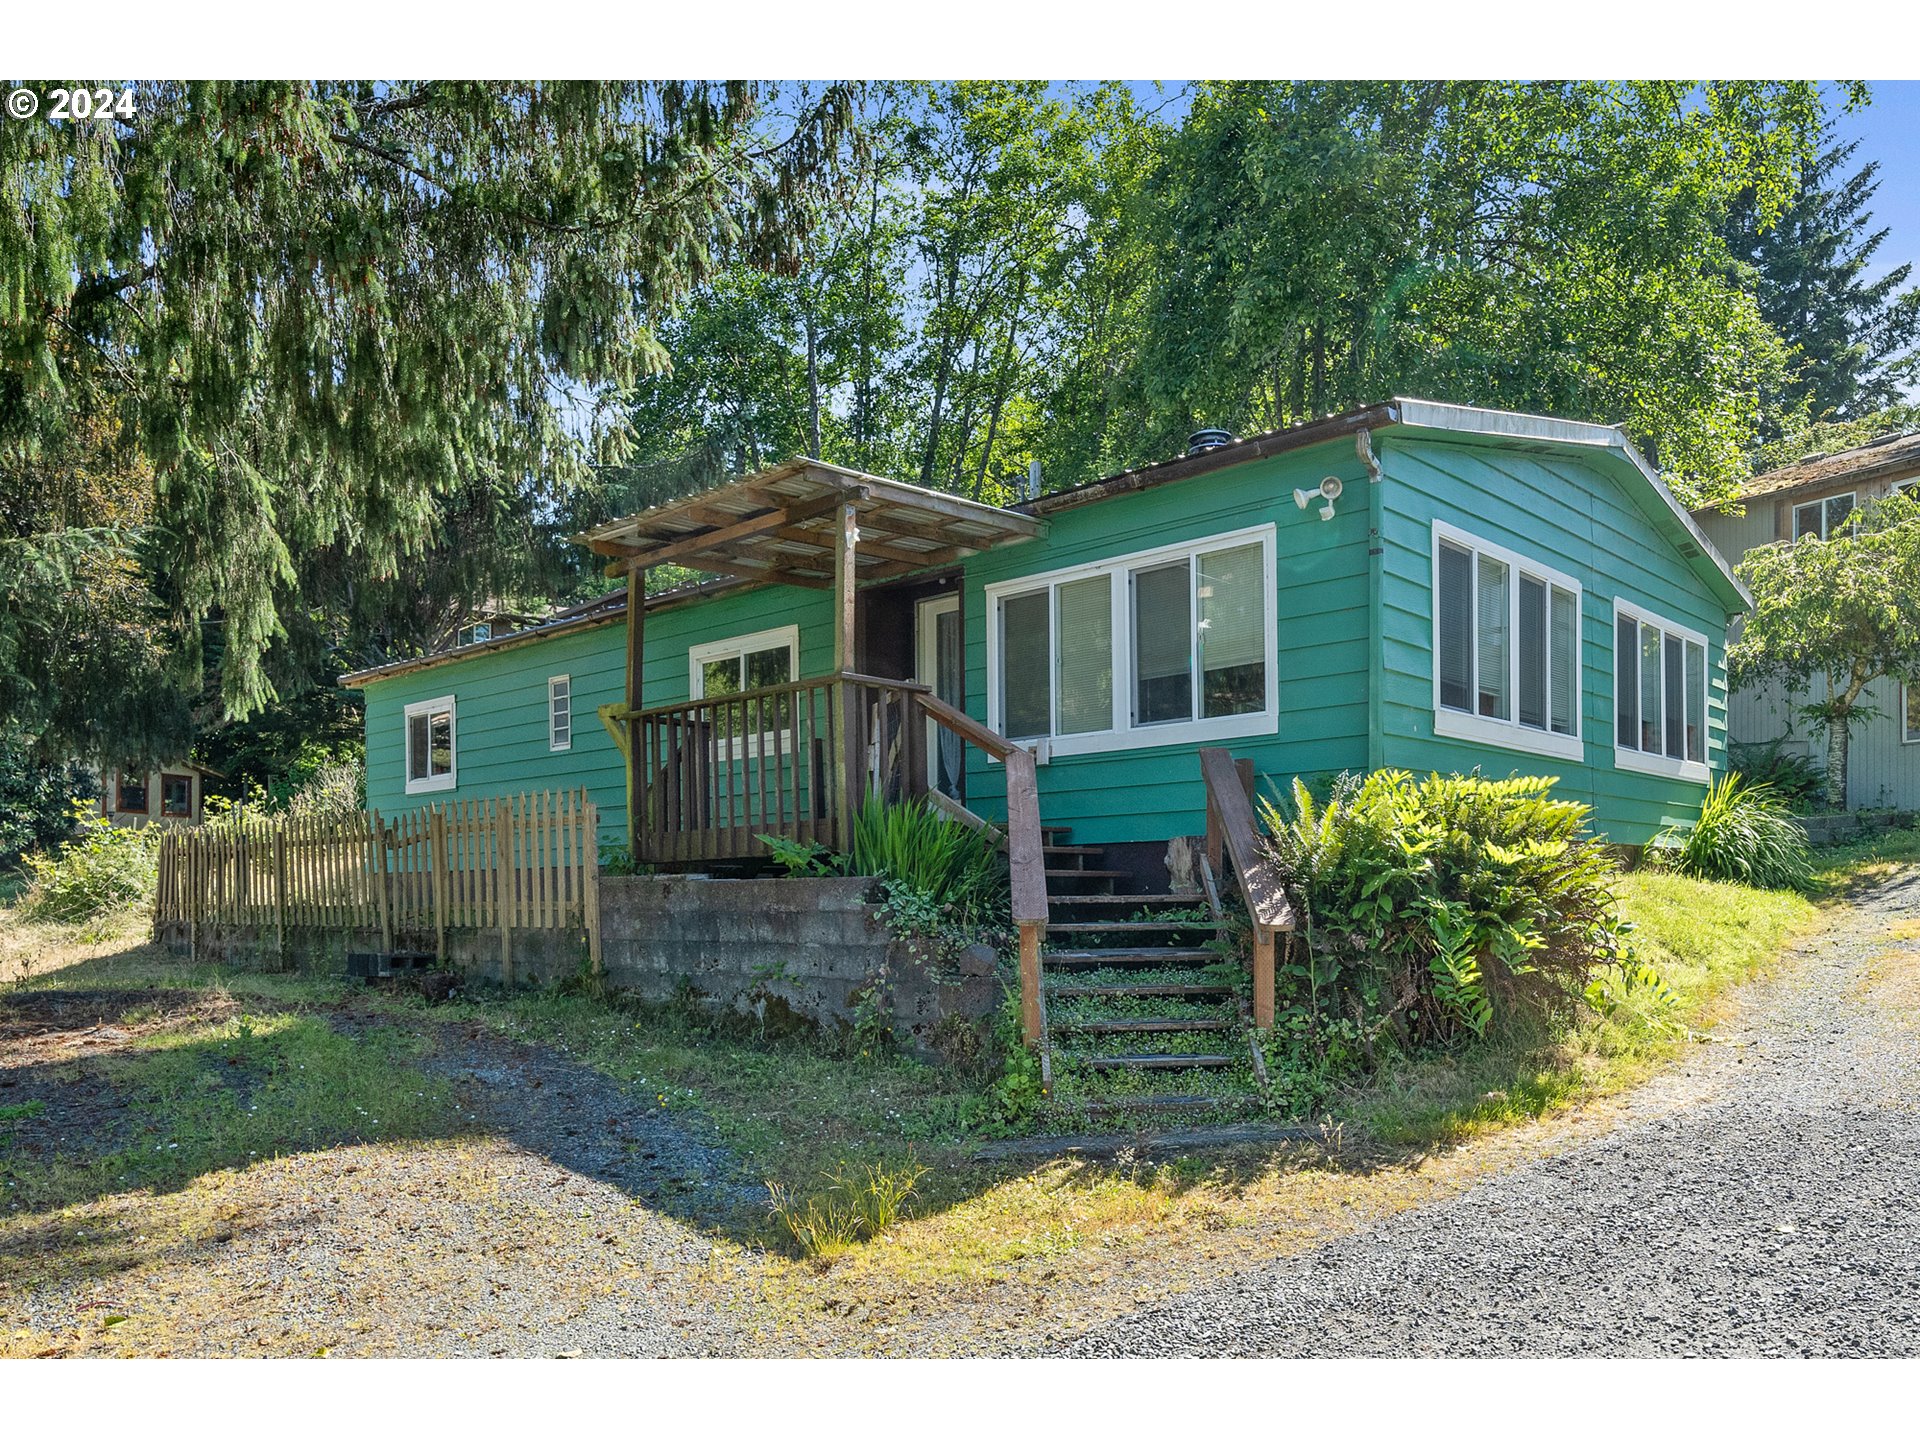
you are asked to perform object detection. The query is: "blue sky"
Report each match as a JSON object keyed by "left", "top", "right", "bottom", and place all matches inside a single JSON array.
[{"left": 1837, "top": 81, "right": 1920, "bottom": 285}]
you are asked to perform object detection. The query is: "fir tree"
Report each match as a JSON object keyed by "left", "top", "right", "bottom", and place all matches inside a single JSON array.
[{"left": 1725, "top": 126, "right": 1920, "bottom": 423}]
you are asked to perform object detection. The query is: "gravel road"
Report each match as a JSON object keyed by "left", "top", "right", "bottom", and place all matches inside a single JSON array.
[{"left": 1063, "top": 866, "right": 1920, "bottom": 1357}]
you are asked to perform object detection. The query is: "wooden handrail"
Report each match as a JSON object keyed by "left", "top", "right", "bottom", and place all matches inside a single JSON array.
[
  {"left": 1198, "top": 747, "right": 1293, "bottom": 1029},
  {"left": 912, "top": 689, "right": 1020, "bottom": 762}
]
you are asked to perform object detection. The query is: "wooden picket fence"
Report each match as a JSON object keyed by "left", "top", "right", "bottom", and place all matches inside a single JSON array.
[{"left": 153, "top": 790, "right": 602, "bottom": 980}]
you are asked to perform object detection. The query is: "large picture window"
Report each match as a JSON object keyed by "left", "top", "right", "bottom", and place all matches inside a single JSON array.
[
  {"left": 404, "top": 696, "right": 457, "bottom": 794},
  {"left": 1431, "top": 522, "right": 1583, "bottom": 761},
  {"left": 985, "top": 526, "right": 1276, "bottom": 757},
  {"left": 1613, "top": 601, "right": 1710, "bottom": 782}
]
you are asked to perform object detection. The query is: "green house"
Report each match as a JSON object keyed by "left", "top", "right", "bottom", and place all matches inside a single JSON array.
[{"left": 343, "top": 399, "right": 1747, "bottom": 874}]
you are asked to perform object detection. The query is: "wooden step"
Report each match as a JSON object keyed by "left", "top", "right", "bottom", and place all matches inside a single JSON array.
[
  {"left": 1076, "top": 1052, "right": 1238, "bottom": 1071},
  {"left": 1041, "top": 843, "right": 1105, "bottom": 857},
  {"left": 1043, "top": 868, "right": 1130, "bottom": 881},
  {"left": 1043, "top": 947, "right": 1217, "bottom": 967},
  {"left": 1045, "top": 920, "right": 1216, "bottom": 934},
  {"left": 1081, "top": 1094, "right": 1243, "bottom": 1116},
  {"left": 1046, "top": 893, "right": 1207, "bottom": 908},
  {"left": 1056, "top": 1018, "right": 1234, "bottom": 1035},
  {"left": 1047, "top": 982, "right": 1236, "bottom": 999}
]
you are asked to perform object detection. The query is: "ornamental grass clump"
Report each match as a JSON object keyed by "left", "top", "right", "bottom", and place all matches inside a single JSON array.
[
  {"left": 1259, "top": 771, "right": 1630, "bottom": 1063},
  {"left": 1660, "top": 773, "right": 1812, "bottom": 891}
]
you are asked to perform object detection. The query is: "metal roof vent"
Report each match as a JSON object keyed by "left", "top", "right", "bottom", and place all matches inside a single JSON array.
[{"left": 1187, "top": 428, "right": 1236, "bottom": 456}]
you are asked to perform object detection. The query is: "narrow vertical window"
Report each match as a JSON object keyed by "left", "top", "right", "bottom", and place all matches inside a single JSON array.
[
  {"left": 1055, "top": 575, "right": 1113, "bottom": 735},
  {"left": 1476, "top": 554, "right": 1511, "bottom": 720},
  {"left": 1132, "top": 560, "right": 1193, "bottom": 725},
  {"left": 1638, "top": 623, "right": 1663, "bottom": 754},
  {"left": 1518, "top": 574, "right": 1547, "bottom": 730},
  {"left": 1663, "top": 634, "right": 1685, "bottom": 760},
  {"left": 1000, "top": 590, "right": 1052, "bottom": 740},
  {"left": 1437, "top": 541, "right": 1474, "bottom": 713},
  {"left": 1615, "top": 612, "right": 1638, "bottom": 750},
  {"left": 1684, "top": 642, "right": 1706, "bottom": 763},
  {"left": 1198, "top": 542, "right": 1266, "bottom": 718},
  {"left": 1549, "top": 587, "right": 1578, "bottom": 737},
  {"left": 548, "top": 675, "right": 572, "bottom": 751},
  {"left": 1907, "top": 684, "right": 1920, "bottom": 743}
]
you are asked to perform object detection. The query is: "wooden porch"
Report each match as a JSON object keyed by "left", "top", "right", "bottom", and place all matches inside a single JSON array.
[{"left": 573, "top": 459, "right": 1294, "bottom": 1047}]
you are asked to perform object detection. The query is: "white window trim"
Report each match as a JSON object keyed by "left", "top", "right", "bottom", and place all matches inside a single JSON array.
[
  {"left": 687, "top": 625, "right": 801, "bottom": 698},
  {"left": 983, "top": 523, "right": 1279, "bottom": 760},
  {"left": 1429, "top": 520, "right": 1586, "bottom": 764},
  {"left": 1611, "top": 599, "right": 1712, "bottom": 784},
  {"left": 404, "top": 694, "right": 458, "bottom": 795},
  {"left": 548, "top": 674, "right": 573, "bottom": 752},
  {"left": 688, "top": 624, "right": 802, "bottom": 761},
  {"left": 1792, "top": 490, "right": 1858, "bottom": 541}
]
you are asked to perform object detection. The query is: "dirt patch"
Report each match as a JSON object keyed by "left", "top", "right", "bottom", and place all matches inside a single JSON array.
[
  {"left": 334, "top": 1007, "right": 764, "bottom": 1228},
  {"left": 0, "top": 989, "right": 242, "bottom": 1167}
]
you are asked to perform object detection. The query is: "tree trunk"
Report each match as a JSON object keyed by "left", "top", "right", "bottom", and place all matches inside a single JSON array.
[
  {"left": 1825, "top": 711, "right": 1849, "bottom": 811},
  {"left": 804, "top": 306, "right": 823, "bottom": 461}
]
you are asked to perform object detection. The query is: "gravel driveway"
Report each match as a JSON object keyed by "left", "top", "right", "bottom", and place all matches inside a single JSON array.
[{"left": 1062, "top": 866, "right": 1920, "bottom": 1357}]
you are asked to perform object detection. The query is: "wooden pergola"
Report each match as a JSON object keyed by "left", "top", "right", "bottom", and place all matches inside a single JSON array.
[{"left": 573, "top": 457, "right": 1045, "bottom": 857}]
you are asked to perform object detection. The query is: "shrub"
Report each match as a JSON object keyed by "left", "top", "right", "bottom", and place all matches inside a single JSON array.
[
  {"left": 763, "top": 795, "right": 1008, "bottom": 923},
  {"left": 1259, "top": 771, "right": 1629, "bottom": 1061},
  {"left": 16, "top": 801, "right": 159, "bottom": 923},
  {"left": 1660, "top": 773, "right": 1812, "bottom": 891},
  {"left": 1725, "top": 740, "right": 1825, "bottom": 814}
]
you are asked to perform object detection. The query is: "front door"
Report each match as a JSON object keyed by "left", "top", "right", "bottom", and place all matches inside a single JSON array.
[{"left": 914, "top": 594, "right": 963, "bottom": 798}]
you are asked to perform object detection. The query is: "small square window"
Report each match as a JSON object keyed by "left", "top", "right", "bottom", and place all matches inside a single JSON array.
[{"left": 405, "top": 696, "right": 457, "bottom": 793}]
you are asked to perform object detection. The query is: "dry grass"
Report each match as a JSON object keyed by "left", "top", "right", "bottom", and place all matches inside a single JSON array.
[{"left": 0, "top": 846, "right": 1906, "bottom": 1355}]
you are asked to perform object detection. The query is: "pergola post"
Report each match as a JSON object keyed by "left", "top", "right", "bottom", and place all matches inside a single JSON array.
[
  {"left": 626, "top": 559, "right": 647, "bottom": 857},
  {"left": 832, "top": 498, "right": 860, "bottom": 850}
]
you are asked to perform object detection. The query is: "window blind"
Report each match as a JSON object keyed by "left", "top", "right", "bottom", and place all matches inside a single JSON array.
[
  {"left": 1664, "top": 634, "right": 1685, "bottom": 760},
  {"left": 1616, "top": 613, "right": 1637, "bottom": 747},
  {"left": 1684, "top": 641, "right": 1706, "bottom": 762},
  {"left": 1132, "top": 560, "right": 1193, "bottom": 725},
  {"left": 1518, "top": 574, "right": 1547, "bottom": 730},
  {"left": 1639, "top": 623, "right": 1663, "bottom": 752},
  {"left": 1550, "top": 587, "right": 1578, "bottom": 736},
  {"left": 1055, "top": 574, "right": 1113, "bottom": 735},
  {"left": 1437, "top": 542, "right": 1473, "bottom": 712},
  {"left": 1001, "top": 590, "right": 1051, "bottom": 739},
  {"left": 1198, "top": 542, "right": 1264, "bottom": 718},
  {"left": 1476, "top": 554, "right": 1510, "bottom": 719}
]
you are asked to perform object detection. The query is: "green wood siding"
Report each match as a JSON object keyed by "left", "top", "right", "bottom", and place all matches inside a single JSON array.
[
  {"left": 1374, "top": 436, "right": 1731, "bottom": 844},
  {"left": 362, "top": 580, "right": 846, "bottom": 843},
  {"left": 360, "top": 427, "right": 1736, "bottom": 853},
  {"left": 958, "top": 439, "right": 1374, "bottom": 844}
]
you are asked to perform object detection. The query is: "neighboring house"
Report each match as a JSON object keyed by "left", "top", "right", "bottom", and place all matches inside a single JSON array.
[
  {"left": 98, "top": 761, "right": 216, "bottom": 827},
  {"left": 342, "top": 399, "right": 1749, "bottom": 873},
  {"left": 1693, "top": 430, "right": 1920, "bottom": 812}
]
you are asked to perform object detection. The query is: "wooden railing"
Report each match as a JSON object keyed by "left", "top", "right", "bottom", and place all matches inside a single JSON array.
[
  {"left": 1198, "top": 747, "right": 1295, "bottom": 1029},
  {"left": 629, "top": 672, "right": 1051, "bottom": 1043},
  {"left": 631, "top": 672, "right": 931, "bottom": 865},
  {"left": 153, "top": 790, "right": 601, "bottom": 980}
]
